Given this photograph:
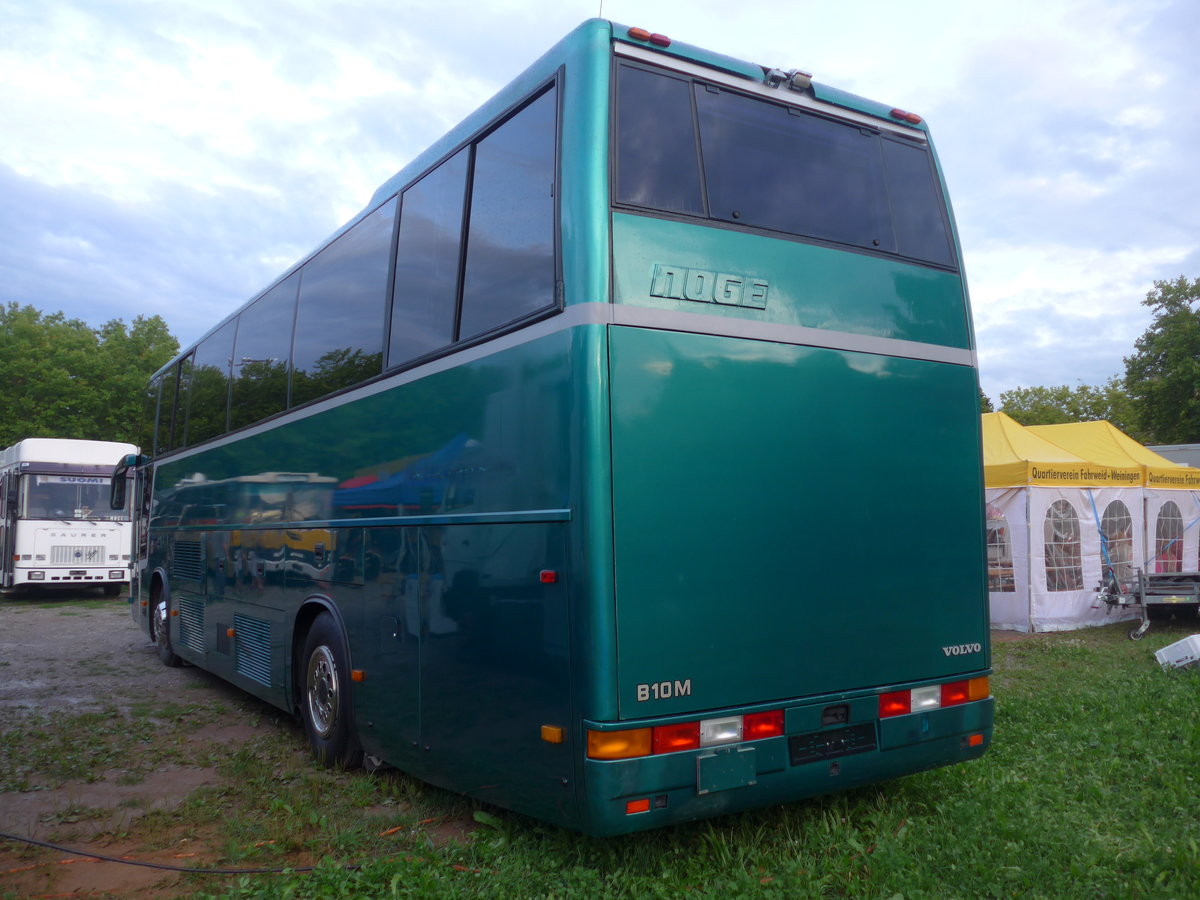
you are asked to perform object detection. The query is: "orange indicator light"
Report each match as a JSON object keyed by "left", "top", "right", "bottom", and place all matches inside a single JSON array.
[
  {"left": 626, "top": 798, "right": 651, "bottom": 815},
  {"left": 587, "top": 728, "right": 652, "bottom": 760},
  {"left": 968, "top": 676, "right": 990, "bottom": 701},
  {"left": 541, "top": 724, "right": 564, "bottom": 744},
  {"left": 351, "top": 669, "right": 366, "bottom": 682},
  {"left": 226, "top": 627, "right": 236, "bottom": 638}
]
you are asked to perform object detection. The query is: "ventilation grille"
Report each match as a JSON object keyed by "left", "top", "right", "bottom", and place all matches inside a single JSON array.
[
  {"left": 172, "top": 540, "right": 204, "bottom": 581},
  {"left": 234, "top": 614, "right": 272, "bottom": 686},
  {"left": 177, "top": 595, "right": 205, "bottom": 655},
  {"left": 51, "top": 545, "right": 105, "bottom": 564}
]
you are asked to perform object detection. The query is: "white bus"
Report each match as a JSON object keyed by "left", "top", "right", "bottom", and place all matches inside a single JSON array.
[{"left": 1, "top": 438, "right": 137, "bottom": 595}]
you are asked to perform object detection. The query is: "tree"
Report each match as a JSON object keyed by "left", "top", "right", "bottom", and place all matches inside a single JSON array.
[
  {"left": 1124, "top": 276, "right": 1200, "bottom": 444},
  {"left": 0, "top": 303, "right": 179, "bottom": 448},
  {"left": 980, "top": 389, "right": 994, "bottom": 413},
  {"left": 999, "top": 376, "right": 1140, "bottom": 438}
]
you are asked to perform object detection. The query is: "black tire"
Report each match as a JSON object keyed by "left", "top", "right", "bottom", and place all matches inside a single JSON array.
[
  {"left": 151, "top": 590, "right": 184, "bottom": 667},
  {"left": 102, "top": 583, "right": 122, "bottom": 597},
  {"left": 300, "top": 613, "right": 363, "bottom": 769}
]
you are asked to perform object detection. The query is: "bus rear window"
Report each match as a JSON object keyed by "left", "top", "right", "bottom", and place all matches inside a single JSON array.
[{"left": 614, "top": 63, "right": 955, "bottom": 268}]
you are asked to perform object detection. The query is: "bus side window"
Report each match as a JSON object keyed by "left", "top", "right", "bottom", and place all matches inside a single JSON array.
[
  {"left": 388, "top": 149, "right": 468, "bottom": 369},
  {"left": 458, "top": 85, "right": 558, "bottom": 341},
  {"left": 291, "top": 198, "right": 394, "bottom": 408},
  {"left": 231, "top": 274, "right": 298, "bottom": 430},
  {"left": 184, "top": 320, "right": 236, "bottom": 447}
]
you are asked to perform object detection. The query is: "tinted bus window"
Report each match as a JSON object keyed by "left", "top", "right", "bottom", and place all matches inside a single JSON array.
[
  {"left": 157, "top": 360, "right": 183, "bottom": 456},
  {"left": 185, "top": 319, "right": 236, "bottom": 447},
  {"left": 615, "top": 64, "right": 956, "bottom": 268},
  {"left": 231, "top": 274, "right": 298, "bottom": 430},
  {"left": 291, "top": 198, "right": 395, "bottom": 407},
  {"left": 880, "top": 139, "right": 954, "bottom": 266},
  {"left": 388, "top": 149, "right": 468, "bottom": 368},
  {"left": 459, "top": 87, "right": 558, "bottom": 341},
  {"left": 697, "top": 86, "right": 891, "bottom": 251},
  {"left": 140, "top": 376, "right": 161, "bottom": 457},
  {"left": 615, "top": 66, "right": 704, "bottom": 214}
]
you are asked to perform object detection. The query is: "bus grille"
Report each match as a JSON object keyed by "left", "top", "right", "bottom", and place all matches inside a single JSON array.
[
  {"left": 234, "top": 614, "right": 272, "bottom": 686},
  {"left": 177, "top": 596, "right": 205, "bottom": 655},
  {"left": 51, "top": 545, "right": 105, "bottom": 565},
  {"left": 172, "top": 541, "right": 204, "bottom": 581}
]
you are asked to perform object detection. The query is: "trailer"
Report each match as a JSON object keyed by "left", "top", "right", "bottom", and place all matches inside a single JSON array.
[{"left": 1097, "top": 568, "right": 1200, "bottom": 640}]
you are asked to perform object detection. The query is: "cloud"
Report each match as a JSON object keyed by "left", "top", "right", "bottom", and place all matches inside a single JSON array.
[{"left": 1, "top": 0, "right": 1197, "bottom": 401}]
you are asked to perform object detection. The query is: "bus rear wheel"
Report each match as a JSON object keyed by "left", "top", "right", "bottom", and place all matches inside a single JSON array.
[
  {"left": 152, "top": 593, "right": 183, "bottom": 668},
  {"left": 300, "top": 613, "right": 363, "bottom": 769}
]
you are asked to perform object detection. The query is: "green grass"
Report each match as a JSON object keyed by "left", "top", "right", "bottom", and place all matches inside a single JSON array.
[{"left": 4, "top": 618, "right": 1200, "bottom": 898}]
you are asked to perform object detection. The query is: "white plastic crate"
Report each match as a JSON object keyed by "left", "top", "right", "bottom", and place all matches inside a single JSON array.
[{"left": 1154, "top": 634, "right": 1200, "bottom": 670}]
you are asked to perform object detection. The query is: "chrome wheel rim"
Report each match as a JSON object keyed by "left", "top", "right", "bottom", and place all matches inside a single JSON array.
[
  {"left": 306, "top": 645, "right": 338, "bottom": 738},
  {"left": 154, "top": 600, "right": 170, "bottom": 653}
]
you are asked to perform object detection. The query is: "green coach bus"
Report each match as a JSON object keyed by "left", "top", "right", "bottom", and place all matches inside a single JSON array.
[{"left": 115, "top": 19, "right": 992, "bottom": 835}]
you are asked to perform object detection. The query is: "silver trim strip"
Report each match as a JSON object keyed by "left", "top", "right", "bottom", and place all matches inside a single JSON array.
[
  {"left": 161, "top": 303, "right": 974, "bottom": 463},
  {"left": 613, "top": 44, "right": 926, "bottom": 142},
  {"left": 592, "top": 304, "right": 976, "bottom": 367}
]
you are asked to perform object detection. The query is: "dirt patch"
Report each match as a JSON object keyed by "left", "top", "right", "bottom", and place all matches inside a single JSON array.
[{"left": 0, "top": 595, "right": 251, "bottom": 897}]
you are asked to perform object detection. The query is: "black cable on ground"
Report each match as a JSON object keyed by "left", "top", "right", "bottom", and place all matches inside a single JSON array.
[{"left": 0, "top": 830, "right": 361, "bottom": 876}]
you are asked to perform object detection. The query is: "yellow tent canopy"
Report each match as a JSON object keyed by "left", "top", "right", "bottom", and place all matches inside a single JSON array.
[
  {"left": 1028, "top": 421, "right": 1200, "bottom": 490},
  {"left": 981, "top": 412, "right": 1142, "bottom": 488}
]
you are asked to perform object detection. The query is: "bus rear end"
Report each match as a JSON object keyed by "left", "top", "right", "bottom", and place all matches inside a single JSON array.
[{"left": 580, "top": 25, "right": 991, "bottom": 835}]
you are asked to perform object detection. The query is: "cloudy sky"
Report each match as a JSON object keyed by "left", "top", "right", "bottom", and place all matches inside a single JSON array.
[{"left": 2, "top": 0, "right": 1197, "bottom": 403}]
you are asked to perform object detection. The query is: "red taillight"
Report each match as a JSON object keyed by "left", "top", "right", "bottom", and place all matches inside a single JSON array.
[
  {"left": 879, "top": 690, "right": 911, "bottom": 718},
  {"left": 743, "top": 709, "right": 785, "bottom": 740},
  {"left": 652, "top": 721, "right": 700, "bottom": 754},
  {"left": 941, "top": 680, "right": 970, "bottom": 707}
]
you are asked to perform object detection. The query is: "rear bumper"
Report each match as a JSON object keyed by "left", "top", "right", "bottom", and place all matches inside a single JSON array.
[{"left": 579, "top": 698, "right": 993, "bottom": 835}]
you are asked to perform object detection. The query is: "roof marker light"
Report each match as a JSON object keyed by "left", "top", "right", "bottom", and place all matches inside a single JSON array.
[
  {"left": 890, "top": 108, "right": 923, "bottom": 125},
  {"left": 627, "top": 26, "right": 670, "bottom": 47}
]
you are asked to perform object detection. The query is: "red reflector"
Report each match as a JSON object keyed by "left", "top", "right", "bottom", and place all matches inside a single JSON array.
[
  {"left": 906, "top": 112, "right": 922, "bottom": 124},
  {"left": 652, "top": 721, "right": 700, "bottom": 754},
  {"left": 969, "top": 733, "right": 985, "bottom": 747},
  {"left": 628, "top": 27, "right": 651, "bottom": 41},
  {"left": 941, "top": 680, "right": 970, "bottom": 707},
  {"left": 743, "top": 709, "right": 784, "bottom": 740},
  {"left": 539, "top": 569, "right": 557, "bottom": 584},
  {"left": 626, "top": 798, "right": 651, "bottom": 814},
  {"left": 879, "top": 691, "right": 911, "bottom": 718},
  {"left": 649, "top": 33, "right": 671, "bottom": 47}
]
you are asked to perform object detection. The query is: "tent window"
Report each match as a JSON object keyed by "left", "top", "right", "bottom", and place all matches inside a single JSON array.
[
  {"left": 1155, "top": 501, "right": 1183, "bottom": 573},
  {"left": 1100, "top": 500, "right": 1134, "bottom": 586},
  {"left": 986, "top": 503, "right": 1014, "bottom": 592},
  {"left": 1044, "top": 499, "right": 1082, "bottom": 592}
]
